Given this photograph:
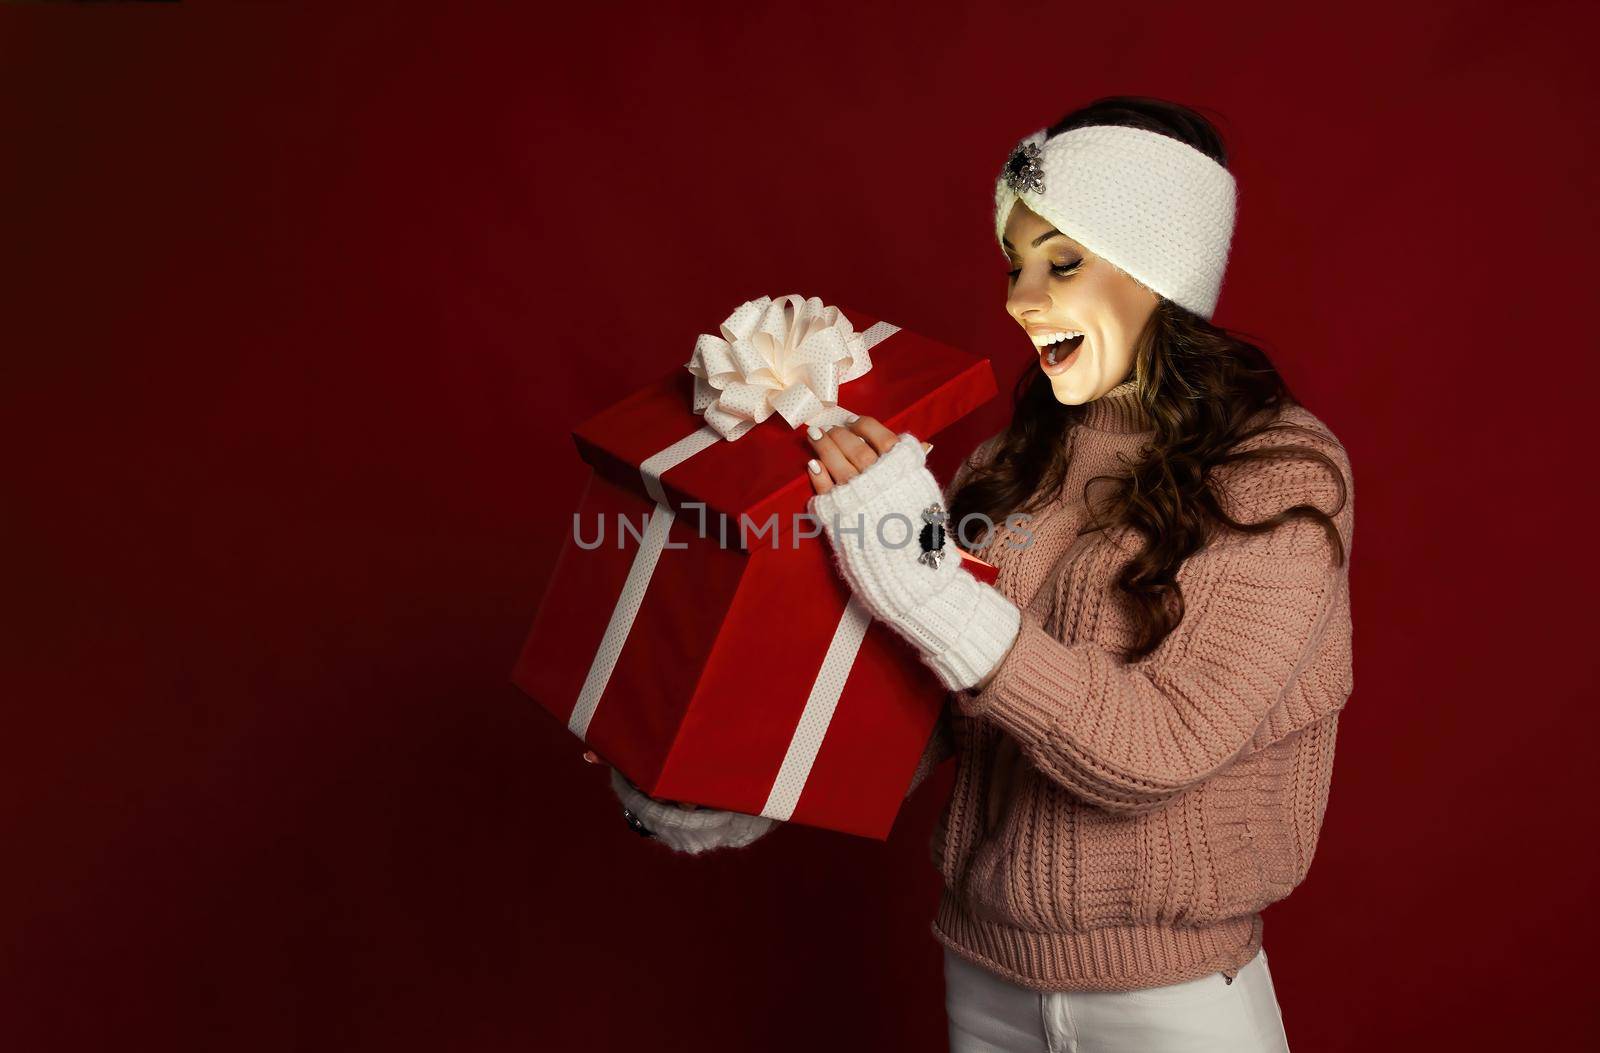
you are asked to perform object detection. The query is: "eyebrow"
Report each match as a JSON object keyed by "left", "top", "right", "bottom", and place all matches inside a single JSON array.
[{"left": 1002, "top": 229, "right": 1068, "bottom": 251}]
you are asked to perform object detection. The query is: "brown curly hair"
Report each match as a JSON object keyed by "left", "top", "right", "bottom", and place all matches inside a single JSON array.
[{"left": 949, "top": 95, "right": 1349, "bottom": 663}]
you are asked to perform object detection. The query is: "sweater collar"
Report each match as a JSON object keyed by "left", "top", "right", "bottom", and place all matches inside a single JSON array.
[{"left": 1077, "top": 377, "right": 1153, "bottom": 434}]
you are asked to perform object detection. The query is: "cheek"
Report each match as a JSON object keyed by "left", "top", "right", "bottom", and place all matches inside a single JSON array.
[
  {"left": 1083, "top": 311, "right": 1137, "bottom": 377},
  {"left": 1084, "top": 275, "right": 1150, "bottom": 353}
]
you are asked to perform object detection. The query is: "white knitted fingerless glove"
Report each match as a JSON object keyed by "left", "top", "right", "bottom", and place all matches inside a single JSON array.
[
  {"left": 608, "top": 768, "right": 779, "bottom": 855},
  {"left": 806, "top": 433, "right": 1022, "bottom": 692}
]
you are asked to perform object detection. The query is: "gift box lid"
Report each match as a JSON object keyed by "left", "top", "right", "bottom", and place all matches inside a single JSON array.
[{"left": 571, "top": 302, "right": 996, "bottom": 527}]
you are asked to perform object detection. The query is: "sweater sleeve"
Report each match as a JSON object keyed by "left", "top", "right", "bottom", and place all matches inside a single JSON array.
[{"left": 957, "top": 426, "right": 1353, "bottom": 814}]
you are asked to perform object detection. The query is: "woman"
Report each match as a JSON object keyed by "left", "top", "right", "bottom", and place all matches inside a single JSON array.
[{"left": 600, "top": 95, "right": 1353, "bottom": 1051}]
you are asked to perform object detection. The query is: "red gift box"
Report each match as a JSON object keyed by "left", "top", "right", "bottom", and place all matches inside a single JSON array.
[{"left": 512, "top": 298, "right": 997, "bottom": 839}]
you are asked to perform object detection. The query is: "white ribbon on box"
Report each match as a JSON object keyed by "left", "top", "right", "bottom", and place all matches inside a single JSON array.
[{"left": 567, "top": 294, "right": 900, "bottom": 822}]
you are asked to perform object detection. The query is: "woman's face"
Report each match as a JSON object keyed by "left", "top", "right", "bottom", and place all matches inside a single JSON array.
[{"left": 1002, "top": 200, "right": 1158, "bottom": 406}]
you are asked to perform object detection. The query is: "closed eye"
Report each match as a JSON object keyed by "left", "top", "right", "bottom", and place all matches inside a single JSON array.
[{"left": 1007, "top": 259, "right": 1084, "bottom": 280}]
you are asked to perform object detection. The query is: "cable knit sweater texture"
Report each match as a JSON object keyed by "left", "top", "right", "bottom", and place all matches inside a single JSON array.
[
  {"left": 912, "top": 378, "right": 1354, "bottom": 991},
  {"left": 621, "top": 377, "right": 1355, "bottom": 994}
]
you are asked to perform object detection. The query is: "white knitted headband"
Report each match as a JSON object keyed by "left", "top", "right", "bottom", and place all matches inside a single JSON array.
[{"left": 993, "top": 124, "right": 1237, "bottom": 320}]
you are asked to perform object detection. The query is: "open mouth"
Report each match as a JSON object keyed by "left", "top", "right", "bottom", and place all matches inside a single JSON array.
[
  {"left": 1044, "top": 334, "right": 1084, "bottom": 363},
  {"left": 1035, "top": 331, "right": 1085, "bottom": 370}
]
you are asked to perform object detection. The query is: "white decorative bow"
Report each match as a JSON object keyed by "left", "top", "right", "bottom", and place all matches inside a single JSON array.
[{"left": 684, "top": 294, "right": 873, "bottom": 441}]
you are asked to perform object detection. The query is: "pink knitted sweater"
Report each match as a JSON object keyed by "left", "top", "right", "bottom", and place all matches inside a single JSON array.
[{"left": 911, "top": 377, "right": 1355, "bottom": 992}]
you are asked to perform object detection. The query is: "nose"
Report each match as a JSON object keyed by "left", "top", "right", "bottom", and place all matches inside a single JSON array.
[{"left": 1007, "top": 265, "right": 1051, "bottom": 322}]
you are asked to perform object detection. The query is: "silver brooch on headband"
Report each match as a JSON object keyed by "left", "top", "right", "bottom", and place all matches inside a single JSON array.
[{"left": 1003, "top": 141, "right": 1045, "bottom": 194}]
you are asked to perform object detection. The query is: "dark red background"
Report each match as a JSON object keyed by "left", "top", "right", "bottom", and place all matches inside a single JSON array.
[{"left": 4, "top": 2, "right": 1595, "bottom": 1050}]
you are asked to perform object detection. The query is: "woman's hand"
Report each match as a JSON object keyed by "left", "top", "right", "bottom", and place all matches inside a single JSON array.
[
  {"left": 803, "top": 415, "right": 931, "bottom": 494},
  {"left": 803, "top": 428, "right": 1022, "bottom": 693},
  {"left": 582, "top": 749, "right": 698, "bottom": 810},
  {"left": 589, "top": 749, "right": 782, "bottom": 855}
]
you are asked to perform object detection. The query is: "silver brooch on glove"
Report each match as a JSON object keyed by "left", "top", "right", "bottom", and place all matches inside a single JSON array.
[
  {"left": 1003, "top": 140, "right": 1045, "bottom": 194},
  {"left": 918, "top": 504, "right": 948, "bottom": 569}
]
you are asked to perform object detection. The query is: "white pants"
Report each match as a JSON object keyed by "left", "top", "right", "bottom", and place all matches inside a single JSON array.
[{"left": 943, "top": 946, "right": 1291, "bottom": 1053}]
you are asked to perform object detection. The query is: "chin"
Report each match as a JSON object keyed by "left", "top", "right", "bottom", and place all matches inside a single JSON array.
[{"left": 1046, "top": 375, "right": 1094, "bottom": 406}]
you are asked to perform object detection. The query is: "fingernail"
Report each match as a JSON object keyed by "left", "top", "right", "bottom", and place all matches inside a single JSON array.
[
  {"left": 807, "top": 458, "right": 822, "bottom": 475},
  {"left": 846, "top": 414, "right": 859, "bottom": 424},
  {"left": 806, "top": 425, "right": 823, "bottom": 441},
  {"left": 923, "top": 442, "right": 934, "bottom": 454}
]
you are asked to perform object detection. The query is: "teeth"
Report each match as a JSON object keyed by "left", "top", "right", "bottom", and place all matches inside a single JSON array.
[{"left": 1032, "top": 330, "right": 1084, "bottom": 348}]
